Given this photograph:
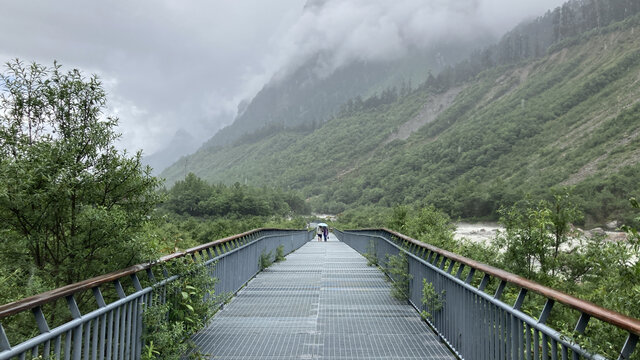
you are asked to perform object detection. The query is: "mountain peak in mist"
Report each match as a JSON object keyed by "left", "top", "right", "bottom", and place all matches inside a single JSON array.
[{"left": 143, "top": 129, "right": 200, "bottom": 175}]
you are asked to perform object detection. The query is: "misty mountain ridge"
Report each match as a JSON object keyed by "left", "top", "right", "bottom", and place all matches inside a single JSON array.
[
  {"left": 142, "top": 129, "right": 200, "bottom": 175},
  {"left": 202, "top": 40, "right": 494, "bottom": 150},
  {"left": 161, "top": 0, "right": 640, "bottom": 224}
]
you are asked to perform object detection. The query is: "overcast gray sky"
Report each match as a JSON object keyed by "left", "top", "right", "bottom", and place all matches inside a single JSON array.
[{"left": 0, "top": 0, "right": 565, "bottom": 155}]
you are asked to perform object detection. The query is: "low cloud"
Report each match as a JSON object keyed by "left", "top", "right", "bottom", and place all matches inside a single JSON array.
[
  {"left": 0, "top": 0, "right": 564, "bottom": 155},
  {"left": 271, "top": 0, "right": 565, "bottom": 79}
]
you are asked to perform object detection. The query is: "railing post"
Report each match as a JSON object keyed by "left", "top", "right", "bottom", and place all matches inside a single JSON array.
[
  {"left": 494, "top": 280, "right": 507, "bottom": 300},
  {"left": 464, "top": 268, "right": 476, "bottom": 284},
  {"left": 114, "top": 280, "right": 126, "bottom": 299},
  {"left": 478, "top": 274, "right": 491, "bottom": 291},
  {"left": 618, "top": 334, "right": 638, "bottom": 360},
  {"left": 513, "top": 289, "right": 527, "bottom": 310},
  {"left": 574, "top": 313, "right": 590, "bottom": 334},
  {"left": 0, "top": 323, "right": 11, "bottom": 352},
  {"left": 93, "top": 287, "right": 107, "bottom": 308},
  {"left": 32, "top": 306, "right": 50, "bottom": 334},
  {"left": 66, "top": 295, "right": 82, "bottom": 360},
  {"left": 538, "top": 299, "right": 554, "bottom": 324},
  {"left": 455, "top": 264, "right": 465, "bottom": 279},
  {"left": 131, "top": 274, "right": 143, "bottom": 292}
]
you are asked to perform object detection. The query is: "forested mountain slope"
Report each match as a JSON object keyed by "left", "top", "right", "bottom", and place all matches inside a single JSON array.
[
  {"left": 201, "top": 43, "right": 486, "bottom": 150},
  {"left": 163, "top": 11, "right": 640, "bottom": 225}
]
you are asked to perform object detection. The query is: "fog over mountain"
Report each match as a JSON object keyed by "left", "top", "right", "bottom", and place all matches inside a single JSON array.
[
  {"left": 0, "top": 0, "right": 565, "bottom": 169},
  {"left": 272, "top": 0, "right": 566, "bottom": 80}
]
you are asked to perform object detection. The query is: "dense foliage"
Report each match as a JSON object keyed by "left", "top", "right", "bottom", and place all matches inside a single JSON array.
[
  {"left": 0, "top": 61, "right": 161, "bottom": 303},
  {"left": 340, "top": 195, "right": 638, "bottom": 359},
  {"left": 163, "top": 172, "right": 309, "bottom": 218},
  {"left": 0, "top": 62, "right": 310, "bottom": 355}
]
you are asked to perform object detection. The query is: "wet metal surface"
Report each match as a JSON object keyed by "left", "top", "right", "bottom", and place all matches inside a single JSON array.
[{"left": 191, "top": 234, "right": 456, "bottom": 359}]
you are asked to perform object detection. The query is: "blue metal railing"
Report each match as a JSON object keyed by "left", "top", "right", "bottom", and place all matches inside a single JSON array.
[
  {"left": 334, "top": 228, "right": 640, "bottom": 360},
  {"left": 0, "top": 228, "right": 313, "bottom": 360}
]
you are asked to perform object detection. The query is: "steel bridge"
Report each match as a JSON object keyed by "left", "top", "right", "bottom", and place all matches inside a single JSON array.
[{"left": 0, "top": 228, "right": 638, "bottom": 359}]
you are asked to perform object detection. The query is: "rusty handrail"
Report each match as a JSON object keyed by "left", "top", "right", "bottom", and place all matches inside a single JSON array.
[
  {"left": 0, "top": 228, "right": 295, "bottom": 319},
  {"left": 357, "top": 227, "right": 640, "bottom": 336}
]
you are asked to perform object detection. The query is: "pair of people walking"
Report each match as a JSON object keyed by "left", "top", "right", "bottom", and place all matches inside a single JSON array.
[{"left": 316, "top": 224, "right": 328, "bottom": 242}]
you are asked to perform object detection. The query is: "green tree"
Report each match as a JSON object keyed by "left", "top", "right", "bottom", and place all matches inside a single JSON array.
[
  {"left": 547, "top": 190, "right": 582, "bottom": 275},
  {"left": 166, "top": 172, "right": 212, "bottom": 216},
  {"left": 0, "top": 60, "right": 161, "bottom": 297},
  {"left": 404, "top": 205, "right": 456, "bottom": 249},
  {"left": 496, "top": 197, "right": 553, "bottom": 279}
]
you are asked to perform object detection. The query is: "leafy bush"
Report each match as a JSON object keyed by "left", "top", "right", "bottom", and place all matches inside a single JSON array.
[
  {"left": 142, "top": 258, "right": 217, "bottom": 359},
  {"left": 364, "top": 240, "right": 378, "bottom": 267},
  {"left": 275, "top": 245, "right": 286, "bottom": 262},
  {"left": 420, "top": 279, "right": 445, "bottom": 321},
  {"left": 259, "top": 250, "right": 273, "bottom": 270},
  {"left": 387, "top": 252, "right": 412, "bottom": 301}
]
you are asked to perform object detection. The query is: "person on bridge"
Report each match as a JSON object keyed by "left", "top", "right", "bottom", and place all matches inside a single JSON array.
[
  {"left": 323, "top": 226, "right": 328, "bottom": 242},
  {"left": 317, "top": 226, "right": 323, "bottom": 241}
]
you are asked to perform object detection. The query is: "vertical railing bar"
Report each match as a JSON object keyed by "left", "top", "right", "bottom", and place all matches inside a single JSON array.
[
  {"left": 511, "top": 313, "right": 517, "bottom": 360},
  {"left": 538, "top": 299, "right": 555, "bottom": 324},
  {"left": 525, "top": 324, "right": 531, "bottom": 360},
  {"left": 206, "top": 248, "right": 213, "bottom": 260},
  {"left": 572, "top": 350, "right": 580, "bottom": 360},
  {"left": 32, "top": 306, "right": 51, "bottom": 334},
  {"left": 106, "top": 311, "right": 113, "bottom": 360},
  {"left": 574, "top": 313, "right": 590, "bottom": 334},
  {"left": 19, "top": 351, "right": 26, "bottom": 360},
  {"left": 478, "top": 273, "right": 490, "bottom": 291},
  {"left": 44, "top": 339, "right": 51, "bottom": 360},
  {"left": 64, "top": 330, "right": 72, "bottom": 360},
  {"left": 119, "top": 302, "right": 126, "bottom": 360},
  {"left": 92, "top": 315, "right": 99, "bottom": 360},
  {"left": 122, "top": 301, "right": 130, "bottom": 360},
  {"left": 493, "top": 297, "right": 498, "bottom": 358},
  {"left": 520, "top": 318, "right": 525, "bottom": 360},
  {"left": 83, "top": 320, "right": 91, "bottom": 360},
  {"left": 73, "top": 325, "right": 83, "bottom": 360},
  {"left": 552, "top": 338, "right": 558, "bottom": 360},
  {"left": 513, "top": 288, "right": 528, "bottom": 310},
  {"left": 93, "top": 287, "right": 107, "bottom": 308},
  {"left": 562, "top": 345, "right": 569, "bottom": 360},
  {"left": 534, "top": 329, "right": 540, "bottom": 360},
  {"left": 54, "top": 334, "right": 62, "bottom": 360},
  {"left": 134, "top": 296, "right": 143, "bottom": 360},
  {"left": 32, "top": 345, "right": 39, "bottom": 358},
  {"left": 617, "top": 333, "right": 638, "bottom": 360},
  {"left": 112, "top": 308, "right": 120, "bottom": 360}
]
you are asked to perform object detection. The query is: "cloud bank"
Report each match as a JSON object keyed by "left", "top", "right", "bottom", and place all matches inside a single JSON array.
[
  {"left": 271, "top": 0, "right": 566, "bottom": 79},
  {"left": 0, "top": 0, "right": 565, "bottom": 156}
]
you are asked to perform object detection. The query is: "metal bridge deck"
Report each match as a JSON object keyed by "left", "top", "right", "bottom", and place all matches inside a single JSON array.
[{"left": 191, "top": 234, "right": 456, "bottom": 359}]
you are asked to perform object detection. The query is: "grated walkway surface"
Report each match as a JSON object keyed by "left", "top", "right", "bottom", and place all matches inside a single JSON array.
[{"left": 191, "top": 234, "right": 456, "bottom": 359}]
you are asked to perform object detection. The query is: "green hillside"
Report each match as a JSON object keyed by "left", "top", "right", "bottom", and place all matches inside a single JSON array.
[{"left": 163, "top": 13, "right": 640, "bottom": 226}]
